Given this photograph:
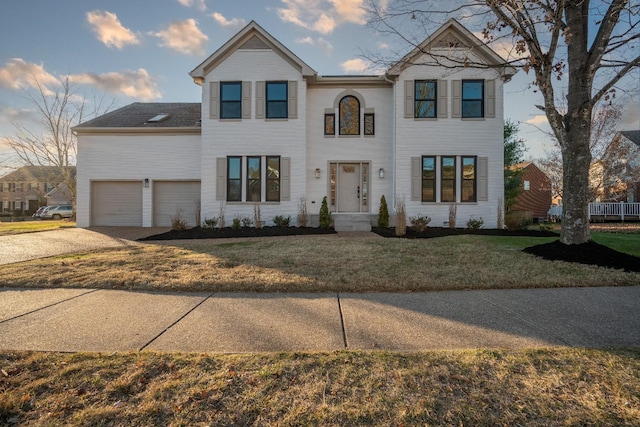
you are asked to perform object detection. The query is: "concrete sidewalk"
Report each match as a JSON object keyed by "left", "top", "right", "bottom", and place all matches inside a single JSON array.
[{"left": 1, "top": 286, "right": 638, "bottom": 353}]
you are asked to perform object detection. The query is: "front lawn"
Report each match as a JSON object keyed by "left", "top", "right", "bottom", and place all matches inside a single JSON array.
[{"left": 0, "top": 233, "right": 637, "bottom": 292}]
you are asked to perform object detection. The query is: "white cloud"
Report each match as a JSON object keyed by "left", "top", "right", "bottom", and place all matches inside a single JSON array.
[
  {"left": 526, "top": 115, "right": 549, "bottom": 125},
  {"left": 278, "top": 0, "right": 365, "bottom": 34},
  {"left": 295, "top": 36, "right": 333, "bottom": 55},
  {"left": 0, "top": 106, "right": 37, "bottom": 125},
  {"left": 329, "top": 0, "right": 366, "bottom": 24},
  {"left": 0, "top": 58, "right": 58, "bottom": 94},
  {"left": 177, "top": 0, "right": 207, "bottom": 11},
  {"left": 341, "top": 58, "right": 371, "bottom": 73},
  {"left": 86, "top": 10, "right": 140, "bottom": 49},
  {"left": 68, "top": 69, "right": 161, "bottom": 101},
  {"left": 152, "top": 19, "right": 208, "bottom": 56},
  {"left": 211, "top": 13, "right": 246, "bottom": 28}
]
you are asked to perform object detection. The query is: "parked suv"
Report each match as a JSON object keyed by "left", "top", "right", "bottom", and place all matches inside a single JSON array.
[
  {"left": 32, "top": 206, "right": 50, "bottom": 219},
  {"left": 41, "top": 205, "right": 73, "bottom": 220}
]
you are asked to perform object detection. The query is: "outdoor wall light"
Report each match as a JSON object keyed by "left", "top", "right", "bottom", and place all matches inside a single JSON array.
[
  {"left": 379, "top": 168, "right": 385, "bottom": 178},
  {"left": 144, "top": 178, "right": 150, "bottom": 187},
  {"left": 315, "top": 168, "right": 321, "bottom": 179}
]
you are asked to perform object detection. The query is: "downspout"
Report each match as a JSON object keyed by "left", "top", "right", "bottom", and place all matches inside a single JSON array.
[{"left": 384, "top": 73, "right": 397, "bottom": 213}]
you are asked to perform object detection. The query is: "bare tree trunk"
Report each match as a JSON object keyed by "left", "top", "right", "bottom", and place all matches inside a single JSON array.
[{"left": 560, "top": 121, "right": 592, "bottom": 244}]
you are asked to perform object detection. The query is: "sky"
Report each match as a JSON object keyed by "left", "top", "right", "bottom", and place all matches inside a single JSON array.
[{"left": 0, "top": 0, "right": 638, "bottom": 173}]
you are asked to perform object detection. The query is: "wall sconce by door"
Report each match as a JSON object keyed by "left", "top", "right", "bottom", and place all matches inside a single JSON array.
[
  {"left": 315, "top": 168, "right": 321, "bottom": 179},
  {"left": 378, "top": 168, "right": 385, "bottom": 179},
  {"left": 144, "top": 178, "right": 150, "bottom": 188}
]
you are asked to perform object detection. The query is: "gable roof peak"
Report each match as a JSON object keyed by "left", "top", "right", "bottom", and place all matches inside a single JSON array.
[
  {"left": 190, "top": 20, "right": 316, "bottom": 83},
  {"left": 387, "top": 18, "right": 516, "bottom": 79}
]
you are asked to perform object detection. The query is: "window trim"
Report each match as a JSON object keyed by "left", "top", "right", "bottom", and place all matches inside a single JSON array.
[
  {"left": 461, "top": 79, "right": 484, "bottom": 119},
  {"left": 266, "top": 156, "right": 281, "bottom": 202},
  {"left": 461, "top": 156, "right": 477, "bottom": 203},
  {"left": 339, "top": 95, "right": 360, "bottom": 136},
  {"left": 421, "top": 156, "right": 436, "bottom": 202},
  {"left": 364, "top": 113, "right": 375, "bottom": 136},
  {"left": 266, "top": 81, "right": 288, "bottom": 119},
  {"left": 227, "top": 156, "right": 242, "bottom": 202},
  {"left": 414, "top": 80, "right": 437, "bottom": 119},
  {"left": 220, "top": 81, "right": 242, "bottom": 119},
  {"left": 441, "top": 156, "right": 457, "bottom": 203}
]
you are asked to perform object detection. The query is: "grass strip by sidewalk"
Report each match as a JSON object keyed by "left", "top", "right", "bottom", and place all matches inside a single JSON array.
[
  {"left": 0, "top": 234, "right": 638, "bottom": 292},
  {"left": 1, "top": 348, "right": 639, "bottom": 426},
  {"left": 0, "top": 220, "right": 75, "bottom": 236}
]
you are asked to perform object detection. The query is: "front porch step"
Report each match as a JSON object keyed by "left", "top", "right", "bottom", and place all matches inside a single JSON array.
[{"left": 333, "top": 214, "right": 372, "bottom": 232}]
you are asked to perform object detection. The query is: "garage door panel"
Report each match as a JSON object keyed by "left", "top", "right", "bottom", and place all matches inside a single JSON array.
[
  {"left": 153, "top": 181, "right": 201, "bottom": 227},
  {"left": 91, "top": 181, "right": 142, "bottom": 226}
]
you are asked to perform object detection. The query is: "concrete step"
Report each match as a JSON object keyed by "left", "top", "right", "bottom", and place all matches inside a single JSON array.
[{"left": 333, "top": 214, "right": 372, "bottom": 232}]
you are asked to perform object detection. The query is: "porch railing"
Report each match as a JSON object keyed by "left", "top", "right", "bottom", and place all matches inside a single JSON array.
[{"left": 588, "top": 202, "right": 640, "bottom": 221}]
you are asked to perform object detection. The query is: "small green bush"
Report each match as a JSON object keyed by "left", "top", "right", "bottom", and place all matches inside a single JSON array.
[
  {"left": 378, "top": 195, "right": 389, "bottom": 228},
  {"left": 319, "top": 196, "right": 332, "bottom": 229},
  {"left": 241, "top": 216, "right": 253, "bottom": 228},
  {"left": 409, "top": 214, "right": 431, "bottom": 232},
  {"left": 466, "top": 216, "right": 484, "bottom": 230},
  {"left": 273, "top": 215, "right": 291, "bottom": 227},
  {"left": 231, "top": 217, "right": 241, "bottom": 230},
  {"left": 505, "top": 211, "right": 532, "bottom": 230},
  {"left": 202, "top": 217, "right": 218, "bottom": 229}
]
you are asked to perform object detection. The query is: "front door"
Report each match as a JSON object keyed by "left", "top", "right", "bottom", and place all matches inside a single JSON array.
[{"left": 338, "top": 163, "right": 361, "bottom": 212}]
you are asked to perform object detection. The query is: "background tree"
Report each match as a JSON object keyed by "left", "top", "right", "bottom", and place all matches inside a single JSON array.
[
  {"left": 504, "top": 119, "right": 527, "bottom": 211},
  {"left": 366, "top": 0, "right": 640, "bottom": 244},
  {"left": 4, "top": 75, "right": 113, "bottom": 209}
]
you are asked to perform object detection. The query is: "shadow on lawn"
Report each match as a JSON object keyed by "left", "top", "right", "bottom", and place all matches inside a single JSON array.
[{"left": 139, "top": 226, "right": 640, "bottom": 274}]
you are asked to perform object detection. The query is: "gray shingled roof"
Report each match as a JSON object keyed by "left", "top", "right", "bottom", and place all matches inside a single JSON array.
[
  {"left": 620, "top": 130, "right": 640, "bottom": 147},
  {"left": 74, "top": 103, "right": 201, "bottom": 129}
]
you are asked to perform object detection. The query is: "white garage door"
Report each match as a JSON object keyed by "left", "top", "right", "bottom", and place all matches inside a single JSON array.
[
  {"left": 91, "top": 181, "right": 142, "bottom": 226},
  {"left": 153, "top": 181, "right": 201, "bottom": 227}
]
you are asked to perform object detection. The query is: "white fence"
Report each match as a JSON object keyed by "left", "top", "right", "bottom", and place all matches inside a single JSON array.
[{"left": 588, "top": 202, "right": 640, "bottom": 220}]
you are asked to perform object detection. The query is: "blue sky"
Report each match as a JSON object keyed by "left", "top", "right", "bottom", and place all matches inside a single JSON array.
[{"left": 0, "top": 0, "right": 638, "bottom": 170}]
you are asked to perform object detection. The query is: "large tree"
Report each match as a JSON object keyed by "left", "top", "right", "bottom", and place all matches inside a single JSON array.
[
  {"left": 504, "top": 119, "right": 528, "bottom": 211},
  {"left": 366, "top": 0, "right": 639, "bottom": 244},
  {"left": 5, "top": 76, "right": 113, "bottom": 209}
]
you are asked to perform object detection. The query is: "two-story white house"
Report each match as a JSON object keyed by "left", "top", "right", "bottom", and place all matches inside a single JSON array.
[{"left": 74, "top": 19, "right": 515, "bottom": 230}]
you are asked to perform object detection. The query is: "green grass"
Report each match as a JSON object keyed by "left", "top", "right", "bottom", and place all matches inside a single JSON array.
[{"left": 592, "top": 232, "right": 640, "bottom": 257}]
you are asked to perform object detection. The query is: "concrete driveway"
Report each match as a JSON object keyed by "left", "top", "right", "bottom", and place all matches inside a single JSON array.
[{"left": 0, "top": 227, "right": 168, "bottom": 265}]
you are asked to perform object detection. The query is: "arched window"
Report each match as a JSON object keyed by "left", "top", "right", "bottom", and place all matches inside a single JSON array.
[{"left": 339, "top": 95, "right": 360, "bottom": 135}]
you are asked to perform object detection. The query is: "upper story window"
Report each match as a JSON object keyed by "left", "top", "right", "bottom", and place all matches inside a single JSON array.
[
  {"left": 462, "top": 80, "right": 484, "bottom": 118},
  {"left": 415, "top": 80, "right": 437, "bottom": 118},
  {"left": 266, "top": 82, "right": 288, "bottom": 119},
  {"left": 220, "top": 82, "right": 242, "bottom": 119},
  {"left": 339, "top": 95, "right": 360, "bottom": 135}
]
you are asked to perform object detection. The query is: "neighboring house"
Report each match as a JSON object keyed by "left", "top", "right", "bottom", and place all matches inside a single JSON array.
[
  {"left": 590, "top": 130, "right": 640, "bottom": 202},
  {"left": 508, "top": 162, "right": 552, "bottom": 222},
  {"left": 0, "top": 166, "right": 74, "bottom": 215},
  {"left": 74, "top": 19, "right": 515, "bottom": 230}
]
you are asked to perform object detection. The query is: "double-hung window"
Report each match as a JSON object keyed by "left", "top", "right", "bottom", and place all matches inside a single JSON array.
[
  {"left": 415, "top": 80, "right": 437, "bottom": 118},
  {"left": 421, "top": 156, "right": 436, "bottom": 202},
  {"left": 462, "top": 80, "right": 484, "bottom": 118},
  {"left": 441, "top": 156, "right": 456, "bottom": 202},
  {"left": 227, "top": 157, "right": 242, "bottom": 201},
  {"left": 226, "top": 156, "right": 282, "bottom": 202},
  {"left": 246, "top": 157, "right": 261, "bottom": 202},
  {"left": 220, "top": 82, "right": 242, "bottom": 119},
  {"left": 461, "top": 156, "right": 477, "bottom": 202},
  {"left": 266, "top": 82, "right": 288, "bottom": 119}
]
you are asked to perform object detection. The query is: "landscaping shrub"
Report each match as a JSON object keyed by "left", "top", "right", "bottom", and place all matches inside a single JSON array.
[
  {"left": 448, "top": 204, "right": 457, "bottom": 229},
  {"left": 378, "top": 195, "right": 389, "bottom": 228},
  {"left": 231, "top": 217, "right": 241, "bottom": 230},
  {"left": 466, "top": 216, "right": 484, "bottom": 230},
  {"left": 297, "top": 197, "right": 308, "bottom": 227},
  {"left": 505, "top": 211, "right": 533, "bottom": 230},
  {"left": 395, "top": 197, "right": 406, "bottom": 236},
  {"left": 409, "top": 214, "right": 431, "bottom": 232},
  {"left": 171, "top": 210, "right": 188, "bottom": 230},
  {"left": 202, "top": 217, "right": 218, "bottom": 229},
  {"left": 319, "top": 196, "right": 332, "bottom": 229},
  {"left": 273, "top": 215, "right": 291, "bottom": 227}
]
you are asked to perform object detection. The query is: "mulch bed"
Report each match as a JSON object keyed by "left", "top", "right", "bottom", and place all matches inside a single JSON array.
[
  {"left": 139, "top": 226, "right": 640, "bottom": 273},
  {"left": 138, "top": 226, "right": 336, "bottom": 241}
]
